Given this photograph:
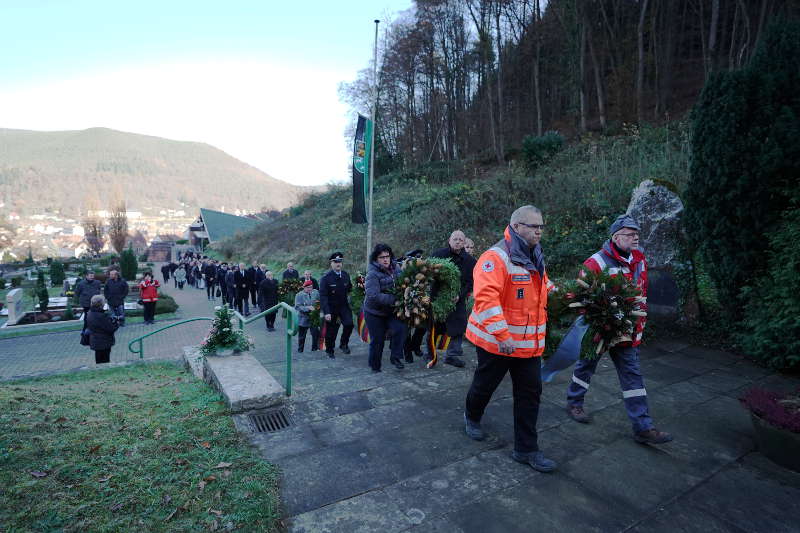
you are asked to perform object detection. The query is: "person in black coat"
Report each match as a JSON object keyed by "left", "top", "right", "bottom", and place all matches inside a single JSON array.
[
  {"left": 282, "top": 262, "right": 300, "bottom": 280},
  {"left": 246, "top": 262, "right": 261, "bottom": 307},
  {"left": 364, "top": 244, "right": 406, "bottom": 371},
  {"left": 161, "top": 264, "right": 170, "bottom": 282},
  {"left": 233, "top": 263, "right": 250, "bottom": 315},
  {"left": 319, "top": 252, "right": 353, "bottom": 358},
  {"left": 103, "top": 269, "right": 129, "bottom": 327},
  {"left": 203, "top": 260, "right": 217, "bottom": 300},
  {"left": 301, "top": 270, "right": 319, "bottom": 290},
  {"left": 86, "top": 295, "right": 119, "bottom": 364},
  {"left": 258, "top": 270, "right": 280, "bottom": 331},
  {"left": 429, "top": 230, "right": 476, "bottom": 368}
]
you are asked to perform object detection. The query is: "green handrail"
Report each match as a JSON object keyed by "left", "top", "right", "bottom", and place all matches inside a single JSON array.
[
  {"left": 233, "top": 302, "right": 299, "bottom": 396},
  {"left": 128, "top": 317, "right": 214, "bottom": 359}
]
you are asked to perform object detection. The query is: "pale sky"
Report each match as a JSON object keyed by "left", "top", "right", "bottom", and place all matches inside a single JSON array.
[{"left": 0, "top": 1, "right": 414, "bottom": 187}]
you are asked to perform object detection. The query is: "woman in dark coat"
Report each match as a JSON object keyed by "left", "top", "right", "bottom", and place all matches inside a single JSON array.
[
  {"left": 364, "top": 243, "right": 407, "bottom": 372},
  {"left": 258, "top": 270, "right": 280, "bottom": 331},
  {"left": 86, "top": 294, "right": 119, "bottom": 364}
]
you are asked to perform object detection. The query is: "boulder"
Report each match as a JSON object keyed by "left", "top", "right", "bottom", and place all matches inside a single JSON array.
[
  {"left": 626, "top": 179, "right": 684, "bottom": 269},
  {"left": 626, "top": 180, "right": 690, "bottom": 317}
]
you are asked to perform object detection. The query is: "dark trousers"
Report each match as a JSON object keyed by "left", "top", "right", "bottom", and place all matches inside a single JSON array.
[
  {"left": 95, "top": 348, "right": 111, "bottom": 364},
  {"left": 249, "top": 286, "right": 258, "bottom": 306},
  {"left": 325, "top": 309, "right": 353, "bottom": 353},
  {"left": 364, "top": 312, "right": 407, "bottom": 370},
  {"left": 173, "top": 275, "right": 178, "bottom": 288},
  {"left": 83, "top": 306, "right": 90, "bottom": 322},
  {"left": 206, "top": 281, "right": 215, "bottom": 299},
  {"left": 264, "top": 311, "right": 276, "bottom": 329},
  {"left": 143, "top": 302, "right": 157, "bottom": 323},
  {"left": 465, "top": 346, "right": 542, "bottom": 454},
  {"left": 405, "top": 327, "right": 426, "bottom": 355},
  {"left": 297, "top": 325, "right": 320, "bottom": 351}
]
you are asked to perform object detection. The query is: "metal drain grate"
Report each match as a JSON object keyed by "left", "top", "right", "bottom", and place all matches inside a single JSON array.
[{"left": 249, "top": 408, "right": 293, "bottom": 433}]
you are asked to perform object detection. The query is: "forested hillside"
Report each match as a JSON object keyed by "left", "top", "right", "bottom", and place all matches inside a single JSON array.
[
  {"left": 0, "top": 127, "right": 302, "bottom": 214},
  {"left": 341, "top": 0, "right": 797, "bottom": 167}
]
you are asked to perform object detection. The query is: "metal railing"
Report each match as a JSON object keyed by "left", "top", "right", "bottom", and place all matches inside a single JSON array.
[
  {"left": 127, "top": 303, "right": 299, "bottom": 396},
  {"left": 128, "top": 317, "right": 214, "bottom": 359},
  {"left": 232, "top": 303, "right": 299, "bottom": 396}
]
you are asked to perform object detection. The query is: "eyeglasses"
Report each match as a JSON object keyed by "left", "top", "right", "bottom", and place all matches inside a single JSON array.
[
  {"left": 617, "top": 232, "right": 639, "bottom": 238},
  {"left": 516, "top": 222, "right": 545, "bottom": 230},
  {"left": 377, "top": 254, "right": 391, "bottom": 260}
]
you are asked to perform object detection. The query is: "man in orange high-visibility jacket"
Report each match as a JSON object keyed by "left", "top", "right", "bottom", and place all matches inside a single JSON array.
[{"left": 464, "top": 205, "right": 556, "bottom": 473}]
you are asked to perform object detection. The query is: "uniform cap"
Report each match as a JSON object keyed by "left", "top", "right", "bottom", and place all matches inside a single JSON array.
[{"left": 329, "top": 252, "right": 344, "bottom": 262}]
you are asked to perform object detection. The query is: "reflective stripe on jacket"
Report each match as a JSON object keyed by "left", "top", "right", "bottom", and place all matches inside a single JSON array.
[
  {"left": 466, "top": 229, "right": 554, "bottom": 358},
  {"left": 583, "top": 240, "right": 648, "bottom": 346}
]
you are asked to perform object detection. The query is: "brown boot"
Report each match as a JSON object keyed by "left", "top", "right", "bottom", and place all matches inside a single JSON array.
[
  {"left": 634, "top": 428, "right": 673, "bottom": 445},
  {"left": 567, "top": 405, "right": 590, "bottom": 424}
]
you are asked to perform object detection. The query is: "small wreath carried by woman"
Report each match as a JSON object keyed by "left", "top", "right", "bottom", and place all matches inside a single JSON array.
[{"left": 392, "top": 257, "right": 460, "bottom": 327}]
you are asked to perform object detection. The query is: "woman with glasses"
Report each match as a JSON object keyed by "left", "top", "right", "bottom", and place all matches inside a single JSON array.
[{"left": 364, "top": 243, "right": 407, "bottom": 371}]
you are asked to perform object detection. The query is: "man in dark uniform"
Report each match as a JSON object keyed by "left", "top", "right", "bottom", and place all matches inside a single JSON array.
[
  {"left": 319, "top": 252, "right": 353, "bottom": 359},
  {"left": 430, "top": 230, "right": 476, "bottom": 367}
]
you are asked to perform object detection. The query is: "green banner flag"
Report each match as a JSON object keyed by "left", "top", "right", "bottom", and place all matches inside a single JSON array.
[{"left": 352, "top": 114, "right": 372, "bottom": 224}]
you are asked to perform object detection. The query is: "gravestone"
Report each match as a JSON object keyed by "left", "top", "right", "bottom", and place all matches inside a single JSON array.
[
  {"left": 5, "top": 289, "right": 25, "bottom": 325},
  {"left": 626, "top": 180, "right": 687, "bottom": 317}
]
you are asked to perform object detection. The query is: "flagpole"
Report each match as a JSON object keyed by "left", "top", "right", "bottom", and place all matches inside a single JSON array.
[{"left": 366, "top": 19, "right": 379, "bottom": 272}]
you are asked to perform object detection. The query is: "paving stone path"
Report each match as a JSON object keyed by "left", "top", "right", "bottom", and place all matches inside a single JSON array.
[{"left": 3, "top": 263, "right": 799, "bottom": 532}]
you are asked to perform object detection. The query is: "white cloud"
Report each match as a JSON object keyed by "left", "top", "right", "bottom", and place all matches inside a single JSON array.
[{"left": 0, "top": 60, "right": 354, "bottom": 186}]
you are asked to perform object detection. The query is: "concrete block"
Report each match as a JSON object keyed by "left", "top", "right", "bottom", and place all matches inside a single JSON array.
[
  {"left": 203, "top": 351, "right": 285, "bottom": 412},
  {"left": 182, "top": 346, "right": 205, "bottom": 380}
]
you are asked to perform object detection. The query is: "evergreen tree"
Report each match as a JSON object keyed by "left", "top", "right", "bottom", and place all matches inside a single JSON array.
[
  {"left": 120, "top": 245, "right": 137, "bottom": 281},
  {"left": 686, "top": 22, "right": 800, "bottom": 319},
  {"left": 50, "top": 260, "right": 65, "bottom": 287}
]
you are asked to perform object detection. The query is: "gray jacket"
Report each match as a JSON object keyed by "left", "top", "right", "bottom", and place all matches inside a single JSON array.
[
  {"left": 364, "top": 261, "right": 400, "bottom": 317},
  {"left": 76, "top": 278, "right": 102, "bottom": 308},
  {"left": 294, "top": 289, "right": 320, "bottom": 328}
]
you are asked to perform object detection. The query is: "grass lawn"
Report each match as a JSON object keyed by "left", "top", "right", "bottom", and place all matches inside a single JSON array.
[{"left": 0, "top": 362, "right": 281, "bottom": 532}]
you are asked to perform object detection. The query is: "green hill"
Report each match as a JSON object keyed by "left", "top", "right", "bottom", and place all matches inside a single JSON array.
[
  {"left": 215, "top": 123, "right": 690, "bottom": 280},
  {"left": 0, "top": 127, "right": 303, "bottom": 214}
]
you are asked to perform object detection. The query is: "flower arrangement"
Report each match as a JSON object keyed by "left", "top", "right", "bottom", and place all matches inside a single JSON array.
[
  {"left": 200, "top": 305, "right": 255, "bottom": 356},
  {"left": 740, "top": 388, "right": 800, "bottom": 433},
  {"left": 309, "top": 300, "right": 323, "bottom": 329},
  {"left": 278, "top": 278, "right": 304, "bottom": 305},
  {"left": 349, "top": 272, "right": 366, "bottom": 317},
  {"left": 560, "top": 268, "right": 646, "bottom": 359},
  {"left": 392, "top": 257, "right": 460, "bottom": 328}
]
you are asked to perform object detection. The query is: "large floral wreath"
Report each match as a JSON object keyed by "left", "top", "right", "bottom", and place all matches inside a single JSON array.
[{"left": 392, "top": 257, "right": 460, "bottom": 327}]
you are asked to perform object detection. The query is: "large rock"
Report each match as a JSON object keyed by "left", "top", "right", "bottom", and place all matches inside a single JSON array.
[
  {"left": 626, "top": 180, "right": 689, "bottom": 317},
  {"left": 626, "top": 179, "right": 684, "bottom": 269}
]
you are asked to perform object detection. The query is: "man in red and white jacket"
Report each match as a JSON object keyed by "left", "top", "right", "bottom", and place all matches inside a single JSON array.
[{"left": 565, "top": 214, "right": 673, "bottom": 445}]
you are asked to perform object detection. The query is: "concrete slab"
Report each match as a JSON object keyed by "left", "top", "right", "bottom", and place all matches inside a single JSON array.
[
  {"left": 288, "top": 489, "right": 416, "bottom": 533},
  {"left": 203, "top": 352, "right": 284, "bottom": 412}
]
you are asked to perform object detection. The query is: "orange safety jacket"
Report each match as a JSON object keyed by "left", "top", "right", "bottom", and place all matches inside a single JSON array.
[{"left": 466, "top": 228, "right": 555, "bottom": 358}]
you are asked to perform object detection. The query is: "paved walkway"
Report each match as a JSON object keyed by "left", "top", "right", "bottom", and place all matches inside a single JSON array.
[
  {"left": 235, "top": 332, "right": 800, "bottom": 532},
  {"left": 3, "top": 264, "right": 800, "bottom": 532}
]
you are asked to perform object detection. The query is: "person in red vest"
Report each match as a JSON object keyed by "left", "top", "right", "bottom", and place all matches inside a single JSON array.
[
  {"left": 463, "top": 205, "right": 556, "bottom": 472},
  {"left": 565, "top": 214, "right": 673, "bottom": 445},
  {"left": 138, "top": 272, "right": 160, "bottom": 325}
]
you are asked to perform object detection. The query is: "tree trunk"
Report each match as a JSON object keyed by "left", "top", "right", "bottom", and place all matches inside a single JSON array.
[
  {"left": 707, "top": 0, "right": 720, "bottom": 73},
  {"left": 579, "top": 21, "right": 588, "bottom": 133},
  {"left": 495, "top": 2, "right": 505, "bottom": 163},
  {"left": 586, "top": 15, "right": 606, "bottom": 130},
  {"left": 637, "top": 0, "right": 650, "bottom": 125}
]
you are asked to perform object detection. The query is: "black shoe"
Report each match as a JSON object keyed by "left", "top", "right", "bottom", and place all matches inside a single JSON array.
[
  {"left": 390, "top": 357, "right": 405, "bottom": 369},
  {"left": 327, "top": 351, "right": 335, "bottom": 359},
  {"left": 371, "top": 367, "right": 382, "bottom": 373},
  {"left": 297, "top": 348, "right": 304, "bottom": 353},
  {"left": 444, "top": 356, "right": 465, "bottom": 368},
  {"left": 413, "top": 348, "right": 423, "bottom": 358},
  {"left": 404, "top": 353, "right": 414, "bottom": 363},
  {"left": 340, "top": 345, "right": 351, "bottom": 355},
  {"left": 512, "top": 450, "right": 557, "bottom": 473},
  {"left": 311, "top": 348, "right": 318, "bottom": 352}
]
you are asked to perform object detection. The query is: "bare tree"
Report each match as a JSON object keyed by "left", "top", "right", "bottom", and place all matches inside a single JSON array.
[
  {"left": 82, "top": 196, "right": 104, "bottom": 255},
  {"left": 108, "top": 199, "right": 128, "bottom": 254},
  {"left": 637, "top": 0, "right": 651, "bottom": 125}
]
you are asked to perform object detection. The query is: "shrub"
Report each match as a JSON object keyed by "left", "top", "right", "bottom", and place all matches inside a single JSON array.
[
  {"left": 0, "top": 277, "right": 5, "bottom": 290},
  {"left": 522, "top": 131, "right": 564, "bottom": 172},
  {"left": 11, "top": 277, "right": 22, "bottom": 288},
  {"left": 62, "top": 302, "right": 75, "bottom": 321},
  {"left": 686, "top": 22, "right": 800, "bottom": 319},
  {"left": 155, "top": 294, "right": 179, "bottom": 314},
  {"left": 738, "top": 203, "right": 800, "bottom": 370},
  {"left": 49, "top": 260, "right": 65, "bottom": 287},
  {"left": 120, "top": 247, "right": 137, "bottom": 281},
  {"left": 138, "top": 253, "right": 149, "bottom": 262}
]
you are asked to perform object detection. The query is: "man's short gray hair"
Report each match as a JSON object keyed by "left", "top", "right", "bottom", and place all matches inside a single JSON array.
[
  {"left": 510, "top": 205, "right": 542, "bottom": 225},
  {"left": 90, "top": 294, "right": 106, "bottom": 309}
]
